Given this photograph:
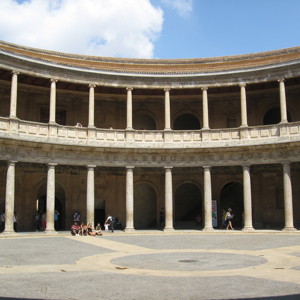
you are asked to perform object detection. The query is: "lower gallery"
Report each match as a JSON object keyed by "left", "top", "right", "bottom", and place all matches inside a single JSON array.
[{"left": 0, "top": 41, "right": 299, "bottom": 232}]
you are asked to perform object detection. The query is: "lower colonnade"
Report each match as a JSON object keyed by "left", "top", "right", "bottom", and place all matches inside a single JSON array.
[{"left": 1, "top": 159, "right": 298, "bottom": 234}]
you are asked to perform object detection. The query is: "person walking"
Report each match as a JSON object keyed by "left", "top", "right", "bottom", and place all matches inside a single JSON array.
[{"left": 225, "top": 208, "right": 234, "bottom": 230}]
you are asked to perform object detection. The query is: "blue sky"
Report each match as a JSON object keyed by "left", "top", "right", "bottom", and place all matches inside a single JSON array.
[{"left": 0, "top": 0, "right": 299, "bottom": 59}]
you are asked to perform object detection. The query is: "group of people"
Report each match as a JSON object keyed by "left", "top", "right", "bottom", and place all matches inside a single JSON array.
[
  {"left": 71, "top": 222, "right": 103, "bottom": 236},
  {"left": 71, "top": 215, "right": 124, "bottom": 236},
  {"left": 1, "top": 211, "right": 18, "bottom": 232}
]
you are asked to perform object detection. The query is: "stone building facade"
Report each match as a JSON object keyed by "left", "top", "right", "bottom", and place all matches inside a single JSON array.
[{"left": 0, "top": 41, "right": 300, "bottom": 233}]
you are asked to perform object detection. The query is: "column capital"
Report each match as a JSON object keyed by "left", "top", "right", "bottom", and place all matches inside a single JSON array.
[
  {"left": 89, "top": 84, "right": 96, "bottom": 88},
  {"left": 126, "top": 166, "right": 135, "bottom": 170},
  {"left": 50, "top": 78, "right": 58, "bottom": 83},
  {"left": 203, "top": 165, "right": 211, "bottom": 170},
  {"left": 164, "top": 166, "right": 173, "bottom": 170},
  {"left": 11, "top": 70, "right": 20, "bottom": 76},
  {"left": 282, "top": 161, "right": 290, "bottom": 167},
  {"left": 278, "top": 78, "right": 285, "bottom": 83},
  {"left": 87, "top": 165, "right": 96, "bottom": 169},
  {"left": 239, "top": 83, "right": 246, "bottom": 88},
  {"left": 164, "top": 88, "right": 171, "bottom": 93},
  {"left": 201, "top": 86, "right": 208, "bottom": 91},
  {"left": 7, "top": 160, "right": 17, "bottom": 166},
  {"left": 48, "top": 163, "right": 57, "bottom": 167},
  {"left": 242, "top": 164, "right": 251, "bottom": 169},
  {"left": 126, "top": 87, "right": 133, "bottom": 92}
]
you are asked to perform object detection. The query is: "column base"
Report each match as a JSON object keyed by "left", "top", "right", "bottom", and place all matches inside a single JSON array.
[
  {"left": 202, "top": 226, "right": 214, "bottom": 232},
  {"left": 45, "top": 229, "right": 58, "bottom": 234},
  {"left": 283, "top": 226, "right": 297, "bottom": 232},
  {"left": 163, "top": 227, "right": 175, "bottom": 232},
  {"left": 2, "top": 229, "right": 16, "bottom": 236},
  {"left": 125, "top": 227, "right": 135, "bottom": 233},
  {"left": 242, "top": 226, "right": 255, "bottom": 232}
]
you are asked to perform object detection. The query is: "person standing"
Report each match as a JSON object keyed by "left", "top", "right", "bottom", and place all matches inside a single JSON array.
[
  {"left": 0, "top": 210, "right": 5, "bottom": 232},
  {"left": 13, "top": 212, "right": 17, "bottom": 232},
  {"left": 54, "top": 210, "right": 60, "bottom": 231},
  {"left": 225, "top": 208, "right": 234, "bottom": 230},
  {"left": 104, "top": 215, "right": 114, "bottom": 233}
]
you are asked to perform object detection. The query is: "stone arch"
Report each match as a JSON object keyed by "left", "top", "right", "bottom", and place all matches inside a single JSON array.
[
  {"left": 174, "top": 182, "right": 202, "bottom": 229},
  {"left": 263, "top": 106, "right": 292, "bottom": 125},
  {"left": 220, "top": 181, "right": 244, "bottom": 228},
  {"left": 134, "top": 182, "right": 157, "bottom": 229},
  {"left": 173, "top": 113, "right": 201, "bottom": 130},
  {"left": 133, "top": 111, "right": 156, "bottom": 130},
  {"left": 36, "top": 179, "right": 66, "bottom": 230}
]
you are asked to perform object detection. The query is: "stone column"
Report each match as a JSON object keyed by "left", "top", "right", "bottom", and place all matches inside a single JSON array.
[
  {"left": 88, "top": 84, "right": 96, "bottom": 128},
  {"left": 164, "top": 167, "right": 174, "bottom": 231},
  {"left": 203, "top": 166, "right": 214, "bottom": 231},
  {"left": 3, "top": 161, "right": 17, "bottom": 234},
  {"left": 125, "top": 166, "right": 135, "bottom": 232},
  {"left": 87, "top": 165, "right": 96, "bottom": 227},
  {"left": 278, "top": 79, "right": 288, "bottom": 123},
  {"left": 45, "top": 163, "right": 56, "bottom": 232},
  {"left": 282, "top": 162, "right": 295, "bottom": 231},
  {"left": 126, "top": 88, "right": 133, "bottom": 130},
  {"left": 49, "top": 79, "right": 58, "bottom": 124},
  {"left": 202, "top": 87, "right": 209, "bottom": 129},
  {"left": 242, "top": 165, "right": 254, "bottom": 231},
  {"left": 10, "top": 71, "right": 19, "bottom": 119},
  {"left": 240, "top": 83, "right": 248, "bottom": 127},
  {"left": 164, "top": 88, "right": 171, "bottom": 130}
]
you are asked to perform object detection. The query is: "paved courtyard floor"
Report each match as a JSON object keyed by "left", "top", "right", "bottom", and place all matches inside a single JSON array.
[{"left": 0, "top": 231, "right": 300, "bottom": 300}]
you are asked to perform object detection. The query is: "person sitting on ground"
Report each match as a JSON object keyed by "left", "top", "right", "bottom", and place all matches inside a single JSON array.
[
  {"left": 87, "top": 223, "right": 96, "bottom": 236},
  {"left": 95, "top": 223, "right": 103, "bottom": 236},
  {"left": 71, "top": 222, "right": 80, "bottom": 236},
  {"left": 80, "top": 222, "right": 88, "bottom": 236}
]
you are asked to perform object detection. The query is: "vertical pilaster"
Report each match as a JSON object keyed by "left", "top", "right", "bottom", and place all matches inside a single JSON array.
[
  {"left": 282, "top": 162, "right": 295, "bottom": 231},
  {"left": 203, "top": 166, "right": 214, "bottom": 231},
  {"left": 49, "top": 79, "right": 58, "bottom": 124},
  {"left": 88, "top": 84, "right": 96, "bottom": 128},
  {"left": 164, "top": 88, "right": 171, "bottom": 130},
  {"left": 3, "top": 161, "right": 17, "bottom": 234},
  {"left": 202, "top": 87, "right": 209, "bottom": 129},
  {"left": 45, "top": 163, "right": 56, "bottom": 232},
  {"left": 164, "top": 166, "right": 174, "bottom": 231},
  {"left": 240, "top": 83, "right": 248, "bottom": 127},
  {"left": 242, "top": 165, "right": 254, "bottom": 231},
  {"left": 126, "top": 88, "right": 133, "bottom": 130},
  {"left": 87, "top": 165, "right": 96, "bottom": 227},
  {"left": 10, "top": 71, "right": 19, "bottom": 119},
  {"left": 125, "top": 166, "right": 135, "bottom": 232},
  {"left": 278, "top": 79, "right": 288, "bottom": 123}
]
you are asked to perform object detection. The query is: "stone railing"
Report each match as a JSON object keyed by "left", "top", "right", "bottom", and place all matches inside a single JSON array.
[{"left": 0, "top": 117, "right": 300, "bottom": 149}]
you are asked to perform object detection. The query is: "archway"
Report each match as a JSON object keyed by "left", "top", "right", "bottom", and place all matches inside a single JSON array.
[
  {"left": 174, "top": 183, "right": 202, "bottom": 229},
  {"left": 220, "top": 182, "right": 243, "bottom": 228},
  {"left": 133, "top": 113, "right": 156, "bottom": 130},
  {"left": 263, "top": 107, "right": 292, "bottom": 125},
  {"left": 173, "top": 113, "right": 201, "bottom": 130},
  {"left": 134, "top": 183, "right": 157, "bottom": 229}
]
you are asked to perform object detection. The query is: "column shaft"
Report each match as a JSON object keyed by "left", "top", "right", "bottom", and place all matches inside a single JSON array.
[
  {"left": 88, "top": 85, "right": 96, "bottom": 127},
  {"left": 10, "top": 71, "right": 19, "bottom": 119},
  {"left": 242, "top": 165, "right": 254, "bottom": 231},
  {"left": 164, "top": 89, "right": 171, "bottom": 130},
  {"left": 202, "top": 87, "right": 209, "bottom": 129},
  {"left": 164, "top": 167, "right": 174, "bottom": 231},
  {"left": 126, "top": 88, "right": 133, "bottom": 130},
  {"left": 279, "top": 79, "right": 288, "bottom": 123},
  {"left": 87, "top": 165, "right": 96, "bottom": 227},
  {"left": 4, "top": 161, "right": 17, "bottom": 233},
  {"left": 49, "top": 79, "right": 57, "bottom": 124},
  {"left": 125, "top": 166, "right": 135, "bottom": 231},
  {"left": 240, "top": 84, "right": 248, "bottom": 127},
  {"left": 283, "top": 163, "right": 295, "bottom": 230},
  {"left": 203, "top": 166, "right": 213, "bottom": 231},
  {"left": 46, "top": 163, "right": 56, "bottom": 232}
]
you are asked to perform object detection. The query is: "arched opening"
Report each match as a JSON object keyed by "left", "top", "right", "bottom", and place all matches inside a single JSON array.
[
  {"left": 173, "top": 114, "right": 201, "bottom": 130},
  {"left": 174, "top": 183, "right": 202, "bottom": 229},
  {"left": 36, "top": 182, "right": 66, "bottom": 231},
  {"left": 263, "top": 107, "right": 292, "bottom": 125},
  {"left": 220, "top": 182, "right": 243, "bottom": 229},
  {"left": 133, "top": 113, "right": 156, "bottom": 130},
  {"left": 134, "top": 183, "right": 157, "bottom": 229}
]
